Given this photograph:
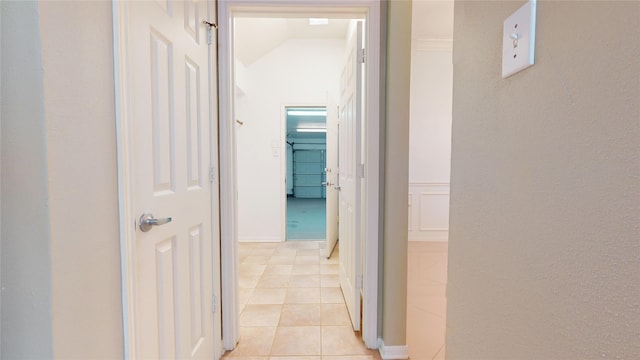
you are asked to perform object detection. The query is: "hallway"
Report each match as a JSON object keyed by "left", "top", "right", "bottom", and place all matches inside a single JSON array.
[{"left": 223, "top": 241, "right": 380, "bottom": 359}]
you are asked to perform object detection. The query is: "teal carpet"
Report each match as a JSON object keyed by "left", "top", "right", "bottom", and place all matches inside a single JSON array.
[{"left": 286, "top": 198, "right": 326, "bottom": 241}]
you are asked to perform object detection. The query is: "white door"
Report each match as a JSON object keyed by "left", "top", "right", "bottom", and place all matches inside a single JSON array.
[
  {"left": 325, "top": 97, "right": 339, "bottom": 258},
  {"left": 338, "top": 21, "right": 364, "bottom": 331},
  {"left": 127, "top": 1, "right": 218, "bottom": 358}
]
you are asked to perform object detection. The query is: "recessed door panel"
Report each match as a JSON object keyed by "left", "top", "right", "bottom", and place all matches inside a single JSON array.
[
  {"left": 185, "top": 58, "right": 202, "bottom": 189},
  {"left": 150, "top": 30, "right": 175, "bottom": 194},
  {"left": 156, "top": 238, "right": 178, "bottom": 359},
  {"left": 184, "top": 0, "right": 200, "bottom": 44},
  {"left": 188, "top": 224, "right": 205, "bottom": 351}
]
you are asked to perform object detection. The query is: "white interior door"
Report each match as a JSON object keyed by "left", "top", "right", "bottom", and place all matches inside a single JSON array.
[
  {"left": 325, "top": 97, "right": 339, "bottom": 258},
  {"left": 126, "top": 1, "right": 218, "bottom": 358},
  {"left": 338, "top": 21, "right": 363, "bottom": 331}
]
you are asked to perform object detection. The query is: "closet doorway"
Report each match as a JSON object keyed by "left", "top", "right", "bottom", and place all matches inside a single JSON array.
[{"left": 285, "top": 107, "right": 327, "bottom": 241}]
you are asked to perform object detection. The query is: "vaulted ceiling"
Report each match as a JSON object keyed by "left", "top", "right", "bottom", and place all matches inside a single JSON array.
[
  {"left": 234, "top": 18, "right": 350, "bottom": 66},
  {"left": 233, "top": 0, "right": 454, "bottom": 67}
]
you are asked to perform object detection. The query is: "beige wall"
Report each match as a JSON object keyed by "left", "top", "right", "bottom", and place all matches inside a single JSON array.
[
  {"left": 1, "top": 1, "right": 123, "bottom": 358},
  {"left": 38, "top": 1, "right": 123, "bottom": 358},
  {"left": 447, "top": 1, "right": 640, "bottom": 358},
  {"left": 381, "top": 0, "right": 412, "bottom": 347}
]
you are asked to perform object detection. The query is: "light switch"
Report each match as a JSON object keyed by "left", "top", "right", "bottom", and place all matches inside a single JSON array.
[{"left": 502, "top": 0, "right": 537, "bottom": 78}]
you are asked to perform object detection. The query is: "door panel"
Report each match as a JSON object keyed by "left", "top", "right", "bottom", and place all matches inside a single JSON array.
[
  {"left": 325, "top": 97, "right": 339, "bottom": 258},
  {"left": 338, "top": 21, "right": 363, "bottom": 331},
  {"left": 127, "top": 1, "right": 216, "bottom": 358}
]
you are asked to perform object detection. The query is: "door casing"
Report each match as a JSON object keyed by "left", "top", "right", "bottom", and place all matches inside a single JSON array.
[{"left": 218, "top": 0, "right": 382, "bottom": 350}]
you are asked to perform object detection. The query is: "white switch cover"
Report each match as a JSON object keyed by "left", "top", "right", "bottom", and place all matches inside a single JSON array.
[{"left": 502, "top": 0, "right": 537, "bottom": 78}]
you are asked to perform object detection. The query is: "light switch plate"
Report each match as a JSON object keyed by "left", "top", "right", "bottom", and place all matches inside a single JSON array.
[{"left": 502, "top": 0, "right": 537, "bottom": 78}]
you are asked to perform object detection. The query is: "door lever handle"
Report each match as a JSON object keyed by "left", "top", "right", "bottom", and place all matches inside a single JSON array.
[{"left": 139, "top": 213, "right": 172, "bottom": 232}]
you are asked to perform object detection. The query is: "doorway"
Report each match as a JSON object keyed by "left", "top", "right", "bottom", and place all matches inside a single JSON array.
[
  {"left": 286, "top": 106, "right": 327, "bottom": 241},
  {"left": 218, "top": 0, "right": 382, "bottom": 351}
]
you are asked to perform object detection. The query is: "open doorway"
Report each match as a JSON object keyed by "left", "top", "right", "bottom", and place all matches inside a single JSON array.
[
  {"left": 218, "top": 0, "right": 382, "bottom": 351},
  {"left": 285, "top": 107, "right": 327, "bottom": 241},
  {"left": 230, "top": 16, "right": 365, "bottom": 353},
  {"left": 232, "top": 18, "right": 345, "bottom": 245}
]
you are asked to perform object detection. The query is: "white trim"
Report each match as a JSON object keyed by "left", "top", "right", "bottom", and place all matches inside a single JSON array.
[
  {"left": 407, "top": 194, "right": 412, "bottom": 231},
  {"left": 361, "top": 2, "right": 381, "bottom": 348},
  {"left": 281, "top": 105, "right": 287, "bottom": 244},
  {"left": 218, "top": 0, "right": 381, "bottom": 350},
  {"left": 412, "top": 38, "right": 453, "bottom": 53},
  {"left": 205, "top": 0, "right": 223, "bottom": 356},
  {"left": 379, "top": 341, "right": 410, "bottom": 360},
  {"left": 218, "top": 0, "right": 240, "bottom": 351},
  {"left": 112, "top": 2, "right": 137, "bottom": 358}
]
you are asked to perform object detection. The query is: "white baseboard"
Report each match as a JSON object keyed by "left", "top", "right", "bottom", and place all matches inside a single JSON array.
[{"left": 379, "top": 340, "right": 409, "bottom": 360}]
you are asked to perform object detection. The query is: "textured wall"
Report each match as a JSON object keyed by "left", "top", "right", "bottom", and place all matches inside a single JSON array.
[
  {"left": 447, "top": 1, "right": 640, "bottom": 358},
  {"left": 1, "top": 1, "right": 123, "bottom": 358},
  {"left": 1, "top": 2, "right": 54, "bottom": 357},
  {"left": 382, "top": 0, "right": 412, "bottom": 347},
  {"left": 38, "top": 1, "right": 123, "bottom": 358}
]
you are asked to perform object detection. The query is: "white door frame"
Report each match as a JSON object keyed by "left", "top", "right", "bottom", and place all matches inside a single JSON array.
[
  {"left": 112, "top": 1, "right": 222, "bottom": 358},
  {"left": 218, "top": 0, "right": 381, "bottom": 349}
]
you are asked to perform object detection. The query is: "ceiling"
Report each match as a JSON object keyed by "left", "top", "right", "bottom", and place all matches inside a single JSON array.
[
  {"left": 234, "top": 18, "right": 351, "bottom": 66},
  {"left": 233, "top": 2, "right": 454, "bottom": 67}
]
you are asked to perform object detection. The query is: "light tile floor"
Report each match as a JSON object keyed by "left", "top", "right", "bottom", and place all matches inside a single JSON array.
[
  {"left": 406, "top": 241, "right": 448, "bottom": 360},
  {"left": 223, "top": 241, "right": 381, "bottom": 360}
]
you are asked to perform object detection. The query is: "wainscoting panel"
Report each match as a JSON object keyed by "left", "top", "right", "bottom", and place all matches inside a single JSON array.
[{"left": 409, "top": 183, "right": 449, "bottom": 241}]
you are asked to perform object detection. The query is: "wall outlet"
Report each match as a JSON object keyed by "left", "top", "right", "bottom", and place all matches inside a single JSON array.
[{"left": 502, "top": 0, "right": 537, "bottom": 78}]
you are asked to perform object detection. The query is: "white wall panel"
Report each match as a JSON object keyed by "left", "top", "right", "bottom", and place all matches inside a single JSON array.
[{"left": 408, "top": 183, "right": 449, "bottom": 242}]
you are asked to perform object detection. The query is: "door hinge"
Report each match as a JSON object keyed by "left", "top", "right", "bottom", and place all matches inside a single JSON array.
[
  {"left": 212, "top": 295, "right": 217, "bottom": 313},
  {"left": 359, "top": 163, "right": 365, "bottom": 178},
  {"left": 209, "top": 166, "right": 215, "bottom": 183},
  {"left": 202, "top": 20, "right": 217, "bottom": 45},
  {"left": 361, "top": 48, "right": 366, "bottom": 63},
  {"left": 357, "top": 275, "right": 364, "bottom": 289}
]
